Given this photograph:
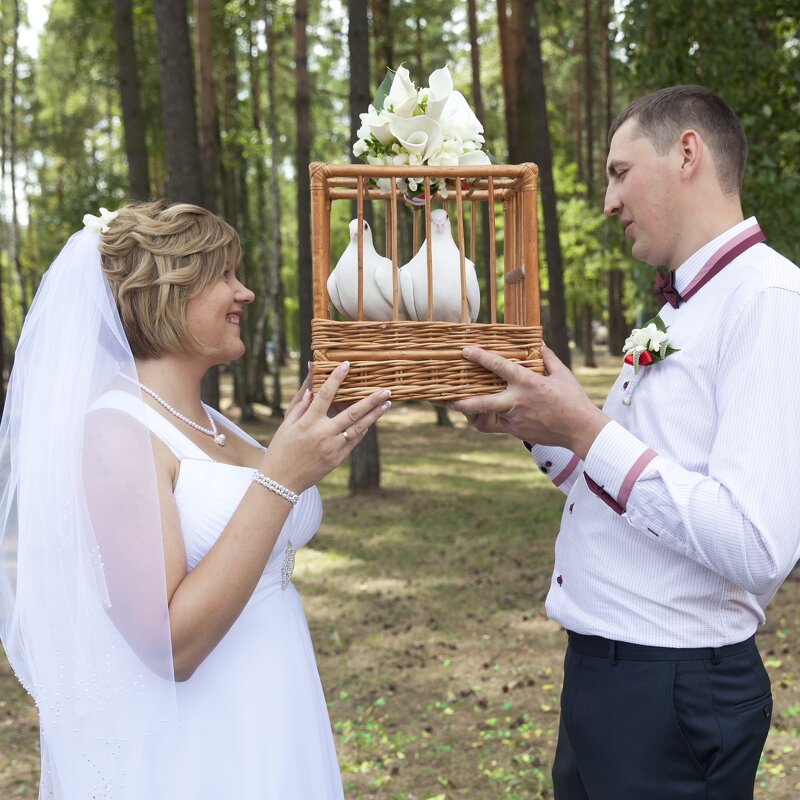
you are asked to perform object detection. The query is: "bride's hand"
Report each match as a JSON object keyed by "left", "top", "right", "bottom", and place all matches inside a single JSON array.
[{"left": 259, "top": 362, "right": 390, "bottom": 494}]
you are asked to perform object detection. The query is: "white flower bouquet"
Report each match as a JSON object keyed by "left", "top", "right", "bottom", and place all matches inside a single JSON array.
[{"left": 352, "top": 65, "right": 491, "bottom": 204}]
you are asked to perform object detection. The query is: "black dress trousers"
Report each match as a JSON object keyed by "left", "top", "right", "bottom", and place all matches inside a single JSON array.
[{"left": 552, "top": 633, "right": 772, "bottom": 800}]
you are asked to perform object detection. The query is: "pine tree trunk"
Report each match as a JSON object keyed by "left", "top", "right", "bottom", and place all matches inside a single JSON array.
[
  {"left": 0, "top": 40, "right": 8, "bottom": 408},
  {"left": 153, "top": 0, "right": 203, "bottom": 205},
  {"left": 348, "top": 0, "right": 373, "bottom": 227},
  {"left": 8, "top": 0, "right": 26, "bottom": 320},
  {"left": 496, "top": 0, "right": 519, "bottom": 160},
  {"left": 265, "top": 0, "right": 284, "bottom": 418},
  {"left": 370, "top": 0, "right": 393, "bottom": 81},
  {"left": 233, "top": 161, "right": 255, "bottom": 419},
  {"left": 113, "top": 0, "right": 149, "bottom": 199},
  {"left": 347, "top": 0, "right": 381, "bottom": 488},
  {"left": 349, "top": 425, "right": 381, "bottom": 492},
  {"left": 583, "top": 0, "right": 595, "bottom": 201},
  {"left": 245, "top": 20, "right": 269, "bottom": 408},
  {"left": 600, "top": 0, "right": 626, "bottom": 355},
  {"left": 195, "top": 0, "right": 221, "bottom": 213},
  {"left": 294, "top": 0, "right": 312, "bottom": 385},
  {"left": 467, "top": 0, "right": 492, "bottom": 305},
  {"left": 153, "top": 0, "right": 216, "bottom": 406},
  {"left": 503, "top": 0, "right": 570, "bottom": 367},
  {"left": 581, "top": 301, "right": 596, "bottom": 367}
]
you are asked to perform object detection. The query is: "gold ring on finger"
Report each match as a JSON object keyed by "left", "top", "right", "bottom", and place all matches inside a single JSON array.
[{"left": 341, "top": 429, "right": 351, "bottom": 443}]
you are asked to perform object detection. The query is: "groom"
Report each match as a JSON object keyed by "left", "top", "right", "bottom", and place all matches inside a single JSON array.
[{"left": 451, "top": 85, "right": 800, "bottom": 798}]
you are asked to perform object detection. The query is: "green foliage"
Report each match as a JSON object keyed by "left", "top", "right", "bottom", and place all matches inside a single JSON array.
[
  {"left": 618, "top": 0, "right": 800, "bottom": 263},
  {"left": 22, "top": 0, "right": 129, "bottom": 277},
  {"left": 3, "top": 0, "right": 798, "bottom": 361}
]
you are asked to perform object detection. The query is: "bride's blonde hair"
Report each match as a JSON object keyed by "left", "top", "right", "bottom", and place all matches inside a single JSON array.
[{"left": 99, "top": 200, "right": 241, "bottom": 359}]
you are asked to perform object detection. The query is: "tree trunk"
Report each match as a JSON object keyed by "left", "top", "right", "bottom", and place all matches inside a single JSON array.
[
  {"left": 245, "top": 20, "right": 269, "bottom": 409},
  {"left": 347, "top": 0, "right": 381, "bottom": 488},
  {"left": 233, "top": 160, "right": 254, "bottom": 419},
  {"left": 348, "top": 0, "right": 373, "bottom": 226},
  {"left": 113, "top": 0, "right": 149, "bottom": 199},
  {"left": 265, "top": 0, "right": 284, "bottom": 418},
  {"left": 467, "top": 0, "right": 492, "bottom": 305},
  {"left": 349, "top": 426, "right": 381, "bottom": 491},
  {"left": 502, "top": 0, "right": 570, "bottom": 367},
  {"left": 600, "top": 0, "right": 626, "bottom": 355},
  {"left": 153, "top": 0, "right": 217, "bottom": 406},
  {"left": 195, "top": 0, "right": 221, "bottom": 213},
  {"left": 152, "top": 0, "right": 204, "bottom": 206},
  {"left": 496, "top": 0, "right": 519, "bottom": 161},
  {"left": 370, "top": 0, "right": 393, "bottom": 81},
  {"left": 571, "top": 38, "right": 584, "bottom": 185},
  {"left": 225, "top": 29, "right": 255, "bottom": 422},
  {"left": 8, "top": 0, "right": 26, "bottom": 320},
  {"left": 583, "top": 0, "right": 595, "bottom": 201},
  {"left": 294, "top": 0, "right": 312, "bottom": 385},
  {"left": 581, "top": 301, "right": 596, "bottom": 367}
]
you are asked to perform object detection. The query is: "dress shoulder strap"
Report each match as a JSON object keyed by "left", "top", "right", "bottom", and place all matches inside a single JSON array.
[{"left": 91, "top": 389, "right": 212, "bottom": 462}]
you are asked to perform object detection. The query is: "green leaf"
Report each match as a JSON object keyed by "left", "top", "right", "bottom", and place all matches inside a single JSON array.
[{"left": 373, "top": 68, "right": 396, "bottom": 112}]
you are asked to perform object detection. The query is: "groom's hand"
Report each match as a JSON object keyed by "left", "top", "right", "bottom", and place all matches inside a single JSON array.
[{"left": 449, "top": 343, "right": 609, "bottom": 460}]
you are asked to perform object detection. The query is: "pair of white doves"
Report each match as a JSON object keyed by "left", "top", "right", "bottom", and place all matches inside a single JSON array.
[{"left": 326, "top": 209, "right": 481, "bottom": 323}]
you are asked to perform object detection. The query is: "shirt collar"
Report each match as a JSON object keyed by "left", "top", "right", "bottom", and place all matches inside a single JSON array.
[{"left": 673, "top": 217, "right": 759, "bottom": 299}]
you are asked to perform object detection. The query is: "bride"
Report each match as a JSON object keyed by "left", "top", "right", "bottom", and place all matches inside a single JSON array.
[{"left": 0, "top": 201, "right": 389, "bottom": 798}]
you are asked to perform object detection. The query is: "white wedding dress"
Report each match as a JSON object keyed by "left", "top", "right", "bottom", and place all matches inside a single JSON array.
[{"left": 104, "top": 391, "right": 345, "bottom": 799}]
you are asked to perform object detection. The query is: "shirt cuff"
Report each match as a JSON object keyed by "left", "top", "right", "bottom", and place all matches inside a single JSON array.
[
  {"left": 530, "top": 444, "right": 582, "bottom": 487},
  {"left": 583, "top": 420, "right": 657, "bottom": 513}
]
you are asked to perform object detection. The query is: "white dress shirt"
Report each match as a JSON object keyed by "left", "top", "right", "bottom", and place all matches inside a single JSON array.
[{"left": 533, "top": 217, "right": 800, "bottom": 647}]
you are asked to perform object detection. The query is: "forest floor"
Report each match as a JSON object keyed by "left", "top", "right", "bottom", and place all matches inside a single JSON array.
[{"left": 2, "top": 354, "right": 800, "bottom": 798}]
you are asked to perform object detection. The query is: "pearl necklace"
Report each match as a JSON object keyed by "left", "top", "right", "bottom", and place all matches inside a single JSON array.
[{"left": 137, "top": 382, "right": 226, "bottom": 446}]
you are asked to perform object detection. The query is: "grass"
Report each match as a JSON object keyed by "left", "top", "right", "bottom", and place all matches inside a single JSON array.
[{"left": 2, "top": 354, "right": 800, "bottom": 797}]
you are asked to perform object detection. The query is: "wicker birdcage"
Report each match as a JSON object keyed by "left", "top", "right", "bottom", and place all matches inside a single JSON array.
[{"left": 310, "top": 162, "right": 544, "bottom": 401}]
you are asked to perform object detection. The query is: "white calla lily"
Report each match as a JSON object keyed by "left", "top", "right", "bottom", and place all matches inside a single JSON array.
[
  {"left": 358, "top": 104, "right": 393, "bottom": 145},
  {"left": 425, "top": 65, "right": 453, "bottom": 120},
  {"left": 384, "top": 66, "right": 418, "bottom": 118},
  {"left": 353, "top": 64, "right": 491, "bottom": 198},
  {"left": 458, "top": 149, "right": 491, "bottom": 166},
  {"left": 439, "top": 91, "right": 484, "bottom": 142},
  {"left": 387, "top": 114, "right": 443, "bottom": 163}
]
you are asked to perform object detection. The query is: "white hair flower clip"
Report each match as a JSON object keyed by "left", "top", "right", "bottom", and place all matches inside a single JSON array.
[{"left": 82, "top": 207, "right": 119, "bottom": 234}]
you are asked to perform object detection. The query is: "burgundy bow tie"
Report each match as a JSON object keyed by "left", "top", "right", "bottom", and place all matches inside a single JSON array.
[{"left": 654, "top": 269, "right": 681, "bottom": 309}]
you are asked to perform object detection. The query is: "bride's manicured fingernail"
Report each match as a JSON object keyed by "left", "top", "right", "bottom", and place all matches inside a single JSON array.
[
  {"left": 339, "top": 361, "right": 350, "bottom": 373},
  {"left": 380, "top": 389, "right": 391, "bottom": 400},
  {"left": 381, "top": 400, "right": 391, "bottom": 411}
]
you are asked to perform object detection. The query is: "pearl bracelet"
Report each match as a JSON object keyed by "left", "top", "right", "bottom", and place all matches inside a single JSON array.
[{"left": 251, "top": 471, "right": 299, "bottom": 506}]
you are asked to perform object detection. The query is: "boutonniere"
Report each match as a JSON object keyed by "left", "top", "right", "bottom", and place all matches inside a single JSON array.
[{"left": 622, "top": 315, "right": 679, "bottom": 374}]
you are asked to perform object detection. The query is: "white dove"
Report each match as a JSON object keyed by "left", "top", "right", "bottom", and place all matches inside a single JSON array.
[
  {"left": 399, "top": 208, "right": 481, "bottom": 323},
  {"left": 327, "top": 219, "right": 406, "bottom": 321}
]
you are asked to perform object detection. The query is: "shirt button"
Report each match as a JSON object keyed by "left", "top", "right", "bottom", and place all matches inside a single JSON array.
[{"left": 622, "top": 396, "right": 632, "bottom": 406}]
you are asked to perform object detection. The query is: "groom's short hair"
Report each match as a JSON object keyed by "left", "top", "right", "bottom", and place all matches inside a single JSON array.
[{"left": 608, "top": 85, "right": 748, "bottom": 195}]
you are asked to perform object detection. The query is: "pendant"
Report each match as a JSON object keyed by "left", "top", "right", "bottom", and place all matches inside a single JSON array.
[{"left": 214, "top": 433, "right": 226, "bottom": 446}]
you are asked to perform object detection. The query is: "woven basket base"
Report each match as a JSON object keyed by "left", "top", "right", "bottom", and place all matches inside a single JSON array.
[{"left": 311, "top": 319, "right": 544, "bottom": 402}]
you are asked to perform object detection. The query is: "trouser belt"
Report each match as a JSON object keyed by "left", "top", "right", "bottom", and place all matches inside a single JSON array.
[{"left": 567, "top": 631, "right": 756, "bottom": 663}]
